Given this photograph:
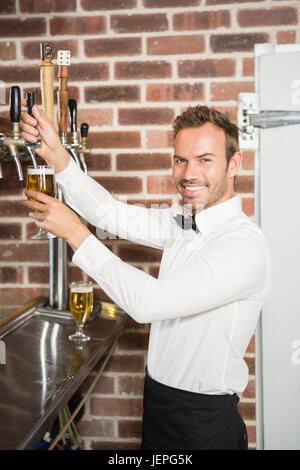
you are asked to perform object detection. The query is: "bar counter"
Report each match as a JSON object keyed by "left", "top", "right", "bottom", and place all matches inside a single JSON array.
[{"left": 0, "top": 297, "right": 128, "bottom": 450}]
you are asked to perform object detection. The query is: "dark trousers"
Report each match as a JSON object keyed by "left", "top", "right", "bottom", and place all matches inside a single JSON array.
[{"left": 141, "top": 369, "right": 248, "bottom": 450}]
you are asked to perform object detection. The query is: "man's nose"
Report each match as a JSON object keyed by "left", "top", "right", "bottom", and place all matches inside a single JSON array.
[{"left": 182, "top": 161, "right": 201, "bottom": 181}]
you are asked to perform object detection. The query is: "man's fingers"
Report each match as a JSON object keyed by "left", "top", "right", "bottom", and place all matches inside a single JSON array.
[
  {"left": 19, "top": 119, "right": 39, "bottom": 135},
  {"left": 20, "top": 111, "right": 37, "bottom": 127}
]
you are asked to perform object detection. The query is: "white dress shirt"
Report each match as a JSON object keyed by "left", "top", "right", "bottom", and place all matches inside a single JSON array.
[{"left": 56, "top": 157, "right": 273, "bottom": 395}]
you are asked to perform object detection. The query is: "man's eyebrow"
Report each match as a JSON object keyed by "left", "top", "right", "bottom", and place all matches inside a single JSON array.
[{"left": 172, "top": 153, "right": 217, "bottom": 159}]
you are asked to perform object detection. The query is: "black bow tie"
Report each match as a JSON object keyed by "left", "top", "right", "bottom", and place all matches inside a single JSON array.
[{"left": 173, "top": 214, "right": 200, "bottom": 233}]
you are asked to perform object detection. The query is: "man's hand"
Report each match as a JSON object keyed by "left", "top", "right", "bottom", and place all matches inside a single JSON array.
[
  {"left": 23, "top": 190, "right": 91, "bottom": 251},
  {"left": 20, "top": 99, "right": 70, "bottom": 173}
]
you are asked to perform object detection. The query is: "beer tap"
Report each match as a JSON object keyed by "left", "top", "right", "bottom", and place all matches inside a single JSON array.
[
  {"left": 78, "top": 122, "right": 90, "bottom": 175},
  {"left": 24, "top": 91, "right": 40, "bottom": 169},
  {"left": 68, "top": 99, "right": 82, "bottom": 168},
  {"left": 57, "top": 50, "right": 70, "bottom": 148},
  {"left": 3, "top": 86, "right": 26, "bottom": 180}
]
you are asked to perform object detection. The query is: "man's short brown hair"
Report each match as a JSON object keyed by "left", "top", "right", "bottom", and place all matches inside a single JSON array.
[{"left": 173, "top": 105, "right": 240, "bottom": 170}]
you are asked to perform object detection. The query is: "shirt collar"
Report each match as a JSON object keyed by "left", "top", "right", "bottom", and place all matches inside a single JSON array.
[{"left": 194, "top": 195, "right": 243, "bottom": 237}]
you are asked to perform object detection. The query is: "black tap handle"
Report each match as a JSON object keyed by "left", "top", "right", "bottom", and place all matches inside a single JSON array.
[
  {"left": 26, "top": 92, "right": 35, "bottom": 118},
  {"left": 68, "top": 99, "right": 77, "bottom": 133},
  {"left": 10, "top": 86, "right": 21, "bottom": 123},
  {"left": 80, "top": 122, "right": 89, "bottom": 139}
]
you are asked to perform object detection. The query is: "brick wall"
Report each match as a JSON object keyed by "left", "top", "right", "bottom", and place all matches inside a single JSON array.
[{"left": 0, "top": 0, "right": 299, "bottom": 450}]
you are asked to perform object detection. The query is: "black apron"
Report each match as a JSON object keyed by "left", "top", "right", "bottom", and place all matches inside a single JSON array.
[{"left": 141, "top": 368, "right": 248, "bottom": 450}]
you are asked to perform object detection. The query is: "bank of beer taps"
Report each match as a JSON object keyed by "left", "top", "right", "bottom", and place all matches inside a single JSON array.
[{"left": 0, "top": 42, "right": 90, "bottom": 180}]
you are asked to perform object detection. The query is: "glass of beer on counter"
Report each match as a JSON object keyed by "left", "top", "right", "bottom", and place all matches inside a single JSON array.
[
  {"left": 69, "top": 281, "right": 93, "bottom": 342},
  {"left": 26, "top": 165, "right": 56, "bottom": 239}
]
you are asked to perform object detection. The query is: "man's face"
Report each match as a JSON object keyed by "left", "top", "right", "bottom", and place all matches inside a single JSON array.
[{"left": 172, "top": 123, "right": 240, "bottom": 213}]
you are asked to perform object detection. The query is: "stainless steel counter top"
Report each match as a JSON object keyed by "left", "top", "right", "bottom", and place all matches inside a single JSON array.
[{"left": 0, "top": 297, "right": 128, "bottom": 450}]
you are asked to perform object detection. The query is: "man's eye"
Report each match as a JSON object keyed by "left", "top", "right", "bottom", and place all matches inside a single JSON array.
[
  {"left": 175, "top": 158, "right": 185, "bottom": 164},
  {"left": 202, "top": 159, "right": 211, "bottom": 163}
]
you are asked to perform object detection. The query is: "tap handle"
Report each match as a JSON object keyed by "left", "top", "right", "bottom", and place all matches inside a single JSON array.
[
  {"left": 26, "top": 91, "right": 35, "bottom": 118},
  {"left": 68, "top": 99, "right": 77, "bottom": 133},
  {"left": 10, "top": 86, "right": 21, "bottom": 123},
  {"left": 80, "top": 122, "right": 89, "bottom": 139}
]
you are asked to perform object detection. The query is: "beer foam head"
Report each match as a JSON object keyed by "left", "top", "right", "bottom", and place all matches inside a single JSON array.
[
  {"left": 27, "top": 166, "right": 55, "bottom": 175},
  {"left": 71, "top": 285, "right": 93, "bottom": 293}
]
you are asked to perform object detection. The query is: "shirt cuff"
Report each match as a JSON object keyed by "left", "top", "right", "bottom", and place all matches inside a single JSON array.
[
  {"left": 72, "top": 234, "right": 117, "bottom": 278},
  {"left": 55, "top": 155, "right": 84, "bottom": 188}
]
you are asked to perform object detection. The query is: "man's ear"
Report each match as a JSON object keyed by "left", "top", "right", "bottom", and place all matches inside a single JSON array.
[{"left": 228, "top": 152, "right": 242, "bottom": 179}]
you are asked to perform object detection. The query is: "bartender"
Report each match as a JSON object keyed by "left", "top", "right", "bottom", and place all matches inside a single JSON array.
[{"left": 20, "top": 102, "right": 272, "bottom": 450}]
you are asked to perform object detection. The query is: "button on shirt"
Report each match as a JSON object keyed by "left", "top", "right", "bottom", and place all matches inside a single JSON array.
[{"left": 56, "top": 157, "right": 273, "bottom": 395}]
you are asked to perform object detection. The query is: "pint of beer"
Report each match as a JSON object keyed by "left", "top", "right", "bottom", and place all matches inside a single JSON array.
[
  {"left": 26, "top": 165, "right": 56, "bottom": 201},
  {"left": 69, "top": 281, "right": 93, "bottom": 342}
]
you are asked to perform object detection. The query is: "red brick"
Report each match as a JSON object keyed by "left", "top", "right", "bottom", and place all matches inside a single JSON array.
[
  {"left": 0, "top": 42, "right": 16, "bottom": 61},
  {"left": 85, "top": 85, "right": 140, "bottom": 102},
  {"left": 146, "top": 129, "right": 174, "bottom": 148},
  {"left": 118, "top": 375, "right": 145, "bottom": 395},
  {"left": 20, "top": 0, "right": 76, "bottom": 12},
  {"left": 238, "top": 7, "right": 297, "bottom": 27},
  {"left": 277, "top": 30, "right": 296, "bottom": 44},
  {"left": 243, "top": 57, "right": 254, "bottom": 77},
  {"left": 0, "top": 18, "right": 46, "bottom": 37},
  {"left": 119, "top": 108, "right": 174, "bottom": 126},
  {"left": 119, "top": 420, "right": 142, "bottom": 438},
  {"left": 22, "top": 39, "right": 78, "bottom": 60},
  {"left": 0, "top": 223, "right": 21, "bottom": 240},
  {"left": 0, "top": 65, "right": 40, "bottom": 82},
  {"left": 85, "top": 154, "right": 111, "bottom": 171},
  {"left": 245, "top": 356, "right": 255, "bottom": 375},
  {"left": 246, "top": 335, "right": 255, "bottom": 354},
  {"left": 117, "top": 244, "right": 162, "bottom": 262},
  {"left": 0, "top": 0, "right": 15, "bottom": 13},
  {"left": 247, "top": 425, "right": 256, "bottom": 445},
  {"left": 76, "top": 419, "right": 114, "bottom": 437},
  {"left": 147, "top": 83, "right": 204, "bottom": 102},
  {"left": 243, "top": 379, "right": 255, "bottom": 399},
  {"left": 242, "top": 150, "right": 254, "bottom": 170},
  {"left": 210, "top": 81, "right": 254, "bottom": 101},
  {"left": 88, "top": 131, "right": 140, "bottom": 148},
  {"left": 89, "top": 375, "right": 115, "bottom": 394},
  {"left": 173, "top": 10, "right": 230, "bottom": 30},
  {"left": 0, "top": 243, "right": 49, "bottom": 262},
  {"left": 144, "top": 0, "right": 200, "bottom": 6},
  {"left": 147, "top": 35, "right": 205, "bottom": 55},
  {"left": 111, "top": 13, "right": 168, "bottom": 33},
  {"left": 242, "top": 197, "right": 254, "bottom": 217},
  {"left": 211, "top": 33, "right": 269, "bottom": 52},
  {"left": 91, "top": 397, "right": 143, "bottom": 416},
  {"left": 28, "top": 266, "right": 49, "bottom": 284},
  {"left": 235, "top": 175, "right": 254, "bottom": 193},
  {"left": 0, "top": 287, "right": 49, "bottom": 305},
  {"left": 0, "top": 267, "right": 18, "bottom": 283},
  {"left": 117, "top": 153, "right": 171, "bottom": 171},
  {"left": 77, "top": 108, "right": 113, "bottom": 127},
  {"left": 178, "top": 58, "right": 236, "bottom": 78},
  {"left": 94, "top": 176, "right": 142, "bottom": 194},
  {"left": 50, "top": 16, "right": 106, "bottom": 36},
  {"left": 147, "top": 175, "right": 177, "bottom": 194},
  {"left": 0, "top": 200, "right": 30, "bottom": 217},
  {"left": 118, "top": 332, "right": 149, "bottom": 351},
  {"left": 91, "top": 441, "right": 140, "bottom": 450},
  {"left": 115, "top": 61, "right": 171, "bottom": 80},
  {"left": 85, "top": 38, "right": 141, "bottom": 57},
  {"left": 238, "top": 401, "right": 256, "bottom": 421},
  {"left": 67, "top": 63, "right": 109, "bottom": 81},
  {"left": 81, "top": 0, "right": 136, "bottom": 9}
]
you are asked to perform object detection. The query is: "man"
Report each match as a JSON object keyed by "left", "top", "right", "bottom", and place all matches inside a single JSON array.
[{"left": 20, "top": 104, "right": 272, "bottom": 450}]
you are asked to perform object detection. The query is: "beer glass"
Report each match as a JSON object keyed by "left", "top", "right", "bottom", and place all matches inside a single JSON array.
[
  {"left": 69, "top": 281, "right": 93, "bottom": 342},
  {"left": 26, "top": 165, "right": 56, "bottom": 239}
]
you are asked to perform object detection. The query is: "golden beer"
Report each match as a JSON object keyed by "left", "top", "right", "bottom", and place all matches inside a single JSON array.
[
  {"left": 69, "top": 286, "right": 93, "bottom": 324},
  {"left": 26, "top": 166, "right": 56, "bottom": 203},
  {"left": 69, "top": 281, "right": 94, "bottom": 343}
]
